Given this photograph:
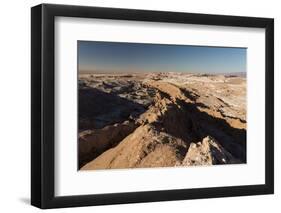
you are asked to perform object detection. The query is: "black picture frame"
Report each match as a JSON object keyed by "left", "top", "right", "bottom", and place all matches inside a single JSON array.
[{"left": 31, "top": 3, "right": 274, "bottom": 209}]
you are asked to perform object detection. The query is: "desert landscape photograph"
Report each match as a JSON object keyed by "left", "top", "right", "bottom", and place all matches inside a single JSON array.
[{"left": 78, "top": 41, "right": 247, "bottom": 171}]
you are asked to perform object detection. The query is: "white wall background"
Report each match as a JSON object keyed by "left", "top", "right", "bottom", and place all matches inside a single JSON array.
[{"left": 0, "top": 0, "right": 279, "bottom": 212}]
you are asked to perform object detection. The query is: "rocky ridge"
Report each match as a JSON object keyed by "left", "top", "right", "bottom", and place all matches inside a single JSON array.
[{"left": 79, "top": 73, "right": 246, "bottom": 170}]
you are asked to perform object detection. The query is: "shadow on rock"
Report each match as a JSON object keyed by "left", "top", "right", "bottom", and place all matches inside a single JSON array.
[{"left": 79, "top": 87, "right": 146, "bottom": 131}]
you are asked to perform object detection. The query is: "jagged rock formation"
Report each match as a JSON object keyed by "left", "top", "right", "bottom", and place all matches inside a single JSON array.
[
  {"left": 81, "top": 124, "right": 187, "bottom": 169},
  {"left": 79, "top": 120, "right": 138, "bottom": 168},
  {"left": 180, "top": 136, "right": 239, "bottom": 166},
  {"left": 78, "top": 73, "right": 246, "bottom": 170}
]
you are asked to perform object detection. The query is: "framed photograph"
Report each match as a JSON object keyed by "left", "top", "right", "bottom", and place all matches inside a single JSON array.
[{"left": 31, "top": 3, "right": 274, "bottom": 209}]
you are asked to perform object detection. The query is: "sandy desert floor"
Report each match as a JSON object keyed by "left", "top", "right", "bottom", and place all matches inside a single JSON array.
[{"left": 78, "top": 72, "right": 246, "bottom": 170}]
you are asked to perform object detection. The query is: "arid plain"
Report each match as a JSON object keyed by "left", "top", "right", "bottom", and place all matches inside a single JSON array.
[{"left": 78, "top": 72, "right": 246, "bottom": 170}]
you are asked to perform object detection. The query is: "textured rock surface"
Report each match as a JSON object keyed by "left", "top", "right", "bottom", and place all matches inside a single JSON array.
[
  {"left": 79, "top": 120, "right": 138, "bottom": 168},
  {"left": 181, "top": 136, "right": 239, "bottom": 166},
  {"left": 79, "top": 72, "right": 246, "bottom": 170},
  {"left": 81, "top": 125, "right": 187, "bottom": 170}
]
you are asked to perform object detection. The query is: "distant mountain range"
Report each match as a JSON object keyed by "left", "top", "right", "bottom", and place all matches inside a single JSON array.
[{"left": 79, "top": 69, "right": 246, "bottom": 77}]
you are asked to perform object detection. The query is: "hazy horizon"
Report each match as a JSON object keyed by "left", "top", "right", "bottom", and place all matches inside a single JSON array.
[{"left": 78, "top": 41, "right": 247, "bottom": 74}]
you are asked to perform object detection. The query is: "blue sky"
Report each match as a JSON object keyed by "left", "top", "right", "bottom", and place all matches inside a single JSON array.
[{"left": 78, "top": 41, "right": 246, "bottom": 73}]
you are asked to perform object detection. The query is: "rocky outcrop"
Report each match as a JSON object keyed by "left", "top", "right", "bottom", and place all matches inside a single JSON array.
[
  {"left": 79, "top": 73, "right": 247, "bottom": 170},
  {"left": 181, "top": 136, "right": 239, "bottom": 166},
  {"left": 79, "top": 120, "right": 138, "bottom": 168},
  {"left": 81, "top": 124, "right": 188, "bottom": 170}
]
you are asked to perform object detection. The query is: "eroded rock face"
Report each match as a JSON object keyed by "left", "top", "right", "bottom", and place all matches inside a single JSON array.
[
  {"left": 79, "top": 73, "right": 246, "bottom": 170},
  {"left": 79, "top": 120, "right": 138, "bottom": 168},
  {"left": 181, "top": 136, "right": 239, "bottom": 166},
  {"left": 81, "top": 124, "right": 187, "bottom": 170},
  {"left": 79, "top": 87, "right": 146, "bottom": 130}
]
